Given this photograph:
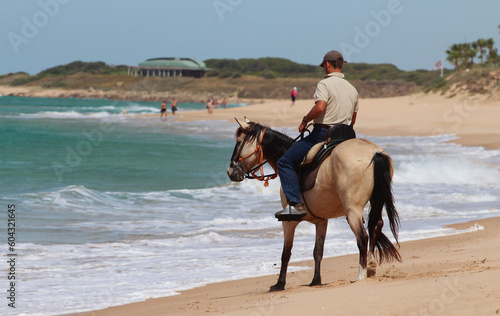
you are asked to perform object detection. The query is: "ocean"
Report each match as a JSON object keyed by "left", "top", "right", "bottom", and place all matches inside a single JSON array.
[{"left": 1, "top": 96, "right": 500, "bottom": 315}]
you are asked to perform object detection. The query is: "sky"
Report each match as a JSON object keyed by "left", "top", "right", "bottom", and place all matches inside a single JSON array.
[{"left": 1, "top": 0, "right": 500, "bottom": 75}]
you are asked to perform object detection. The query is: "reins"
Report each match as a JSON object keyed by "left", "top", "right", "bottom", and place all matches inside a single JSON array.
[
  {"left": 241, "top": 125, "right": 311, "bottom": 187},
  {"left": 233, "top": 122, "right": 325, "bottom": 220}
]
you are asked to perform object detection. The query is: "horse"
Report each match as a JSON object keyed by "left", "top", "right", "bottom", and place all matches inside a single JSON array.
[{"left": 227, "top": 118, "right": 401, "bottom": 291}]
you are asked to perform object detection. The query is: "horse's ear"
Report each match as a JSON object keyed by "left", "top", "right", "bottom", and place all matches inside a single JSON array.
[
  {"left": 244, "top": 116, "right": 251, "bottom": 123},
  {"left": 234, "top": 117, "right": 249, "bottom": 129}
]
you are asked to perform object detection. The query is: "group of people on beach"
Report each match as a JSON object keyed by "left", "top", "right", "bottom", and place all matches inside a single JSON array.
[
  {"left": 160, "top": 95, "right": 229, "bottom": 119},
  {"left": 160, "top": 98, "right": 178, "bottom": 121},
  {"left": 205, "top": 95, "right": 227, "bottom": 114}
]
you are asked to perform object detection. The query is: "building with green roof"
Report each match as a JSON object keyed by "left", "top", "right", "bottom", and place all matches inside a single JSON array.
[{"left": 128, "top": 57, "right": 208, "bottom": 78}]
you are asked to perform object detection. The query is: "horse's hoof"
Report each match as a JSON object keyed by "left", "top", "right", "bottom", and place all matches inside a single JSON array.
[
  {"left": 367, "top": 268, "right": 376, "bottom": 278},
  {"left": 309, "top": 280, "right": 322, "bottom": 287},
  {"left": 269, "top": 284, "right": 285, "bottom": 292},
  {"left": 367, "top": 260, "right": 377, "bottom": 278}
]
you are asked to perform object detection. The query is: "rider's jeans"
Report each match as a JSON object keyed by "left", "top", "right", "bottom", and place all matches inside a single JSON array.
[{"left": 277, "top": 126, "right": 328, "bottom": 205}]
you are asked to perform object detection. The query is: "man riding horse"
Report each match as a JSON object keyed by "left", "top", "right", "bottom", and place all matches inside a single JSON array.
[
  {"left": 276, "top": 50, "right": 359, "bottom": 221},
  {"left": 227, "top": 51, "right": 400, "bottom": 287}
]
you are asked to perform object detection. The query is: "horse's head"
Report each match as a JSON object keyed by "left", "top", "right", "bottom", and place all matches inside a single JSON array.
[{"left": 227, "top": 118, "right": 264, "bottom": 182}]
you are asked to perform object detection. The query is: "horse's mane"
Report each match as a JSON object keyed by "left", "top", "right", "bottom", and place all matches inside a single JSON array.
[
  {"left": 236, "top": 122, "right": 293, "bottom": 162},
  {"left": 235, "top": 122, "right": 264, "bottom": 142}
]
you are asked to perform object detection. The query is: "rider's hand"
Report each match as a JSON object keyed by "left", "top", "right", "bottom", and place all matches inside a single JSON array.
[{"left": 298, "top": 120, "right": 307, "bottom": 133}]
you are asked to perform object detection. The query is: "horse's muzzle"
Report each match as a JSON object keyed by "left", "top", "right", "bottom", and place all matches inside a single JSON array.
[{"left": 227, "top": 161, "right": 245, "bottom": 182}]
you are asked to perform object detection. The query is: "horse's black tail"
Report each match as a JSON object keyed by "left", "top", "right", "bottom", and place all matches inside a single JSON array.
[{"left": 368, "top": 152, "right": 401, "bottom": 264}]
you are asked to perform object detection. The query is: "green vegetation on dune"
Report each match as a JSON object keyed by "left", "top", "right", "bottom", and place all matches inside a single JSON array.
[
  {"left": 39, "top": 61, "right": 129, "bottom": 76},
  {"left": 204, "top": 58, "right": 447, "bottom": 87},
  {"left": 205, "top": 57, "right": 321, "bottom": 78},
  {"left": 2, "top": 50, "right": 498, "bottom": 100},
  {"left": 342, "top": 63, "right": 453, "bottom": 86},
  {"left": 9, "top": 61, "right": 129, "bottom": 86},
  {"left": 446, "top": 39, "right": 499, "bottom": 72}
]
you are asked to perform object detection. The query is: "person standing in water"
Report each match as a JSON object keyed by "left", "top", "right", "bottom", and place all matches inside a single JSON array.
[
  {"left": 206, "top": 98, "right": 213, "bottom": 114},
  {"left": 171, "top": 97, "right": 178, "bottom": 115},
  {"left": 160, "top": 100, "right": 167, "bottom": 121}
]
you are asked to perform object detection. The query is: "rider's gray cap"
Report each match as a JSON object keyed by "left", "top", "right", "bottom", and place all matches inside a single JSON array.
[{"left": 320, "top": 50, "right": 347, "bottom": 67}]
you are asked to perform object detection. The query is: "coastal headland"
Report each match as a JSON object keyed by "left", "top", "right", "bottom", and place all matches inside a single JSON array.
[{"left": 0, "top": 74, "right": 419, "bottom": 103}]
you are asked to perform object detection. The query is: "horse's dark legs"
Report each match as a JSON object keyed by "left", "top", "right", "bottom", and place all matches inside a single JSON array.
[
  {"left": 310, "top": 220, "right": 328, "bottom": 286},
  {"left": 270, "top": 221, "right": 299, "bottom": 292},
  {"left": 367, "top": 218, "right": 384, "bottom": 277},
  {"left": 347, "top": 212, "right": 368, "bottom": 280}
]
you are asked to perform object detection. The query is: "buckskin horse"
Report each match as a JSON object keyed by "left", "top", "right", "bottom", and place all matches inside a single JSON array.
[{"left": 227, "top": 118, "right": 401, "bottom": 291}]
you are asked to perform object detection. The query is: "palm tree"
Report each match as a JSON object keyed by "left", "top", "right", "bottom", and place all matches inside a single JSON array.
[
  {"left": 465, "top": 42, "right": 478, "bottom": 67},
  {"left": 446, "top": 44, "right": 461, "bottom": 71},
  {"left": 454, "top": 43, "right": 473, "bottom": 70},
  {"left": 473, "top": 39, "right": 487, "bottom": 64},
  {"left": 485, "top": 38, "right": 495, "bottom": 65},
  {"left": 487, "top": 47, "right": 499, "bottom": 66}
]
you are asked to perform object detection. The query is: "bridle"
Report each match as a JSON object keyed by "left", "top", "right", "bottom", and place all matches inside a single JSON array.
[
  {"left": 230, "top": 127, "right": 277, "bottom": 187},
  {"left": 230, "top": 126, "right": 310, "bottom": 187}
]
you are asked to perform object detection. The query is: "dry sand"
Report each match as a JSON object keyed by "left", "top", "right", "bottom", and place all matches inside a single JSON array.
[
  {"left": 168, "top": 93, "right": 500, "bottom": 149},
  {"left": 58, "top": 92, "right": 500, "bottom": 315}
]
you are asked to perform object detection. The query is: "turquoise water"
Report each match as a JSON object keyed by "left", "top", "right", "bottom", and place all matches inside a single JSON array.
[
  {"left": 1, "top": 97, "right": 234, "bottom": 195},
  {"left": 1, "top": 96, "right": 500, "bottom": 315},
  {"left": 1, "top": 96, "right": 238, "bottom": 248}
]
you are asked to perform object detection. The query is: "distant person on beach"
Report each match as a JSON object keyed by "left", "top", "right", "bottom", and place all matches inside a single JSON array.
[
  {"left": 275, "top": 50, "right": 358, "bottom": 221},
  {"left": 171, "top": 97, "right": 178, "bottom": 115},
  {"left": 222, "top": 98, "right": 227, "bottom": 109},
  {"left": 160, "top": 100, "right": 167, "bottom": 121},
  {"left": 214, "top": 99, "right": 219, "bottom": 109},
  {"left": 290, "top": 87, "right": 298, "bottom": 106},
  {"left": 206, "top": 99, "right": 213, "bottom": 114}
]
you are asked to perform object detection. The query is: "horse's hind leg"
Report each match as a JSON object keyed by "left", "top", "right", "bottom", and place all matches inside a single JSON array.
[
  {"left": 347, "top": 211, "right": 368, "bottom": 281},
  {"left": 367, "top": 218, "right": 384, "bottom": 277},
  {"left": 310, "top": 219, "right": 328, "bottom": 286},
  {"left": 270, "top": 221, "right": 299, "bottom": 292}
]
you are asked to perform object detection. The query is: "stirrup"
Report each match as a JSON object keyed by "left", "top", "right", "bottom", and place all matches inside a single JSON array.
[{"left": 275, "top": 204, "right": 307, "bottom": 222}]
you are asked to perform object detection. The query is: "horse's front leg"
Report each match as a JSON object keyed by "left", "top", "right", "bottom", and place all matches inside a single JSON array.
[
  {"left": 310, "top": 219, "right": 328, "bottom": 286},
  {"left": 270, "top": 220, "right": 299, "bottom": 292}
]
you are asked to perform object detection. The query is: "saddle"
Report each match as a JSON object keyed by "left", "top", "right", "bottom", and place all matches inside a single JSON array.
[{"left": 299, "top": 124, "right": 356, "bottom": 192}]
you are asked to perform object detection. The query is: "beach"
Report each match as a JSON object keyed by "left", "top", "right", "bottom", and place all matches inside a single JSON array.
[
  {"left": 68, "top": 93, "right": 500, "bottom": 316},
  {"left": 170, "top": 93, "right": 500, "bottom": 149},
  {"left": 72, "top": 218, "right": 500, "bottom": 316}
]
